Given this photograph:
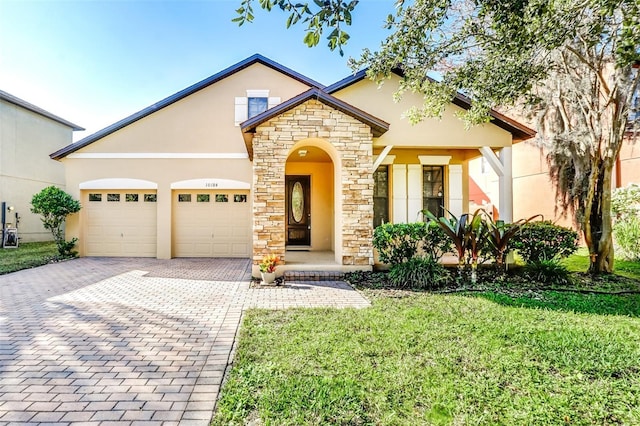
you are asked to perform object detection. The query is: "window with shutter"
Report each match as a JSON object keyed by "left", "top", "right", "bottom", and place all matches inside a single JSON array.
[{"left": 234, "top": 90, "right": 281, "bottom": 126}]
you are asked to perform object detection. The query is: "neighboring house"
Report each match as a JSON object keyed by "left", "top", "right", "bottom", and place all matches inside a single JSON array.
[
  {"left": 50, "top": 54, "right": 534, "bottom": 273},
  {"left": 0, "top": 90, "right": 83, "bottom": 243}
]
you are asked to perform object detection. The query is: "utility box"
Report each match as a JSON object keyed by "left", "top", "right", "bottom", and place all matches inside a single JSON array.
[{"left": 2, "top": 228, "right": 18, "bottom": 248}]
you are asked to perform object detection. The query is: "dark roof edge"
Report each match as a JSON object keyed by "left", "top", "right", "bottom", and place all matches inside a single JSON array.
[
  {"left": 326, "top": 69, "right": 535, "bottom": 140},
  {"left": 0, "top": 89, "right": 84, "bottom": 131},
  {"left": 323, "top": 69, "right": 368, "bottom": 93},
  {"left": 241, "top": 88, "right": 390, "bottom": 137},
  {"left": 51, "top": 54, "right": 325, "bottom": 160}
]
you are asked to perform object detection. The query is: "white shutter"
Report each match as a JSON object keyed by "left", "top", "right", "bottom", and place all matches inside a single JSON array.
[
  {"left": 234, "top": 97, "right": 248, "bottom": 126},
  {"left": 268, "top": 97, "right": 281, "bottom": 109},
  {"left": 407, "top": 165, "right": 423, "bottom": 222},
  {"left": 392, "top": 165, "right": 407, "bottom": 223},
  {"left": 448, "top": 164, "right": 464, "bottom": 218}
]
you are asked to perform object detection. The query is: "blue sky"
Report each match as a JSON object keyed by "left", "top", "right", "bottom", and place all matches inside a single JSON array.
[{"left": 0, "top": 0, "right": 392, "bottom": 140}]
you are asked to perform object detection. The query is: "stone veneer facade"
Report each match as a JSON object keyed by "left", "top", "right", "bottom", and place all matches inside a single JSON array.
[{"left": 252, "top": 99, "right": 374, "bottom": 267}]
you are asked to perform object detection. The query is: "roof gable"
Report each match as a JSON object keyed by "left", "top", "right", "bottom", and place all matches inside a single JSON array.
[
  {"left": 241, "top": 88, "right": 389, "bottom": 136},
  {"left": 325, "top": 70, "right": 535, "bottom": 141},
  {"left": 51, "top": 54, "right": 324, "bottom": 160},
  {"left": 0, "top": 90, "right": 83, "bottom": 131},
  {"left": 240, "top": 88, "right": 389, "bottom": 161}
]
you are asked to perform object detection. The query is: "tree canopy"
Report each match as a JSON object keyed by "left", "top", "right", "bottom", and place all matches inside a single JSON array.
[{"left": 237, "top": 0, "right": 639, "bottom": 273}]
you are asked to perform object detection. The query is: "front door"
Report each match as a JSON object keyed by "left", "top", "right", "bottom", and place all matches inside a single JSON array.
[{"left": 286, "top": 175, "right": 311, "bottom": 246}]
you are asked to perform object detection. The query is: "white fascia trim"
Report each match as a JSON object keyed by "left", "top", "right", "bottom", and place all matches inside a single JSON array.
[
  {"left": 79, "top": 178, "right": 158, "bottom": 190},
  {"left": 67, "top": 153, "right": 249, "bottom": 159},
  {"left": 246, "top": 89, "right": 270, "bottom": 97},
  {"left": 418, "top": 155, "right": 452, "bottom": 165},
  {"left": 171, "top": 178, "right": 250, "bottom": 190}
]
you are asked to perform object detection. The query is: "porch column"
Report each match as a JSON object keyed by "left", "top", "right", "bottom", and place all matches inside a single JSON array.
[
  {"left": 478, "top": 146, "right": 513, "bottom": 222},
  {"left": 499, "top": 147, "right": 513, "bottom": 222}
]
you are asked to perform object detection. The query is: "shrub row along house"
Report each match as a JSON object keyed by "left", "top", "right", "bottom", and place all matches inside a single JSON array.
[{"left": 50, "top": 54, "right": 535, "bottom": 274}]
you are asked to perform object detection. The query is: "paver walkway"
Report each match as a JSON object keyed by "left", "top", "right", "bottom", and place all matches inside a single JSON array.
[{"left": 0, "top": 258, "right": 369, "bottom": 425}]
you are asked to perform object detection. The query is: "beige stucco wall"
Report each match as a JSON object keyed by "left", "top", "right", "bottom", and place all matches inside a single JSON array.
[
  {"left": 333, "top": 75, "right": 512, "bottom": 149},
  {"left": 0, "top": 99, "right": 72, "bottom": 242},
  {"left": 61, "top": 62, "right": 307, "bottom": 257},
  {"left": 78, "top": 63, "right": 311, "bottom": 155},
  {"left": 285, "top": 161, "right": 334, "bottom": 251}
]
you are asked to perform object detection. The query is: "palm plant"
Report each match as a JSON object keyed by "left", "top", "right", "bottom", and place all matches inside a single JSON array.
[
  {"left": 423, "top": 209, "right": 488, "bottom": 283},
  {"left": 483, "top": 213, "right": 542, "bottom": 271}
]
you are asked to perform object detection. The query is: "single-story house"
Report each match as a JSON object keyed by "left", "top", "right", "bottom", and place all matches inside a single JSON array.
[
  {"left": 51, "top": 54, "right": 534, "bottom": 274},
  {"left": 0, "top": 90, "right": 83, "bottom": 243}
]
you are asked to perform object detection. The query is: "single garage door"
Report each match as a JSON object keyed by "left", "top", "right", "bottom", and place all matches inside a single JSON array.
[
  {"left": 172, "top": 190, "right": 250, "bottom": 257},
  {"left": 84, "top": 190, "right": 157, "bottom": 257}
]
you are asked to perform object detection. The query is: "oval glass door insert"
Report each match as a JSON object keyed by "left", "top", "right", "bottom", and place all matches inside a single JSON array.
[{"left": 291, "top": 181, "right": 304, "bottom": 223}]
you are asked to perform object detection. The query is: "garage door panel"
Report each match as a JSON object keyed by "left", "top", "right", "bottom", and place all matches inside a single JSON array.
[
  {"left": 84, "top": 191, "right": 157, "bottom": 257},
  {"left": 173, "top": 190, "right": 250, "bottom": 257}
]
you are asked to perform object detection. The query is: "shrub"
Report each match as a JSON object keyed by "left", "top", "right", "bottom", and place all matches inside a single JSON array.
[
  {"left": 613, "top": 216, "right": 640, "bottom": 261},
  {"left": 524, "top": 259, "right": 573, "bottom": 287},
  {"left": 611, "top": 183, "right": 640, "bottom": 221},
  {"left": 31, "top": 186, "right": 81, "bottom": 257},
  {"left": 373, "top": 222, "right": 451, "bottom": 265},
  {"left": 511, "top": 221, "right": 579, "bottom": 264},
  {"left": 421, "top": 221, "right": 453, "bottom": 262},
  {"left": 388, "top": 257, "right": 451, "bottom": 290},
  {"left": 612, "top": 184, "right": 640, "bottom": 261}
]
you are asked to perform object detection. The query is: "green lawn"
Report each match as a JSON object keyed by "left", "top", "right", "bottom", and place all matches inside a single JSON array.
[
  {"left": 214, "top": 251, "right": 640, "bottom": 425},
  {"left": 214, "top": 289, "right": 640, "bottom": 425},
  {"left": 562, "top": 247, "right": 640, "bottom": 279},
  {"left": 0, "top": 241, "right": 58, "bottom": 275}
]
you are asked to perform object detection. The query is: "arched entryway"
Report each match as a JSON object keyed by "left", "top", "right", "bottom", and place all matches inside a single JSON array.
[
  {"left": 249, "top": 97, "right": 376, "bottom": 275},
  {"left": 285, "top": 139, "right": 339, "bottom": 263}
]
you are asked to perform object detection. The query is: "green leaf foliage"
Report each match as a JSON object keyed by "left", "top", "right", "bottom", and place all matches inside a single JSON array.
[
  {"left": 388, "top": 257, "right": 451, "bottom": 290},
  {"left": 372, "top": 221, "right": 451, "bottom": 265},
  {"left": 30, "top": 186, "right": 81, "bottom": 257},
  {"left": 524, "top": 259, "right": 574, "bottom": 287},
  {"left": 233, "top": 0, "right": 358, "bottom": 55},
  {"left": 512, "top": 221, "right": 579, "bottom": 264}
]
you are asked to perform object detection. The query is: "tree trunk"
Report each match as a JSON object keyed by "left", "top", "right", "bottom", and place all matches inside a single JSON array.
[{"left": 586, "top": 159, "right": 615, "bottom": 274}]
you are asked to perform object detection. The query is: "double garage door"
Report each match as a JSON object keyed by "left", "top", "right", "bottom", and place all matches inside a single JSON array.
[{"left": 83, "top": 189, "right": 250, "bottom": 257}]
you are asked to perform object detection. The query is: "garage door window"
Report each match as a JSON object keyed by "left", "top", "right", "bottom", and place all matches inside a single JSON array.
[
  {"left": 144, "top": 194, "right": 157, "bottom": 202},
  {"left": 126, "top": 194, "right": 139, "bottom": 202},
  {"left": 89, "top": 193, "right": 102, "bottom": 202},
  {"left": 178, "top": 194, "right": 191, "bottom": 202},
  {"left": 107, "top": 194, "right": 120, "bottom": 202},
  {"left": 197, "top": 194, "right": 210, "bottom": 202},
  {"left": 215, "top": 194, "right": 228, "bottom": 202},
  {"left": 234, "top": 194, "right": 247, "bottom": 203}
]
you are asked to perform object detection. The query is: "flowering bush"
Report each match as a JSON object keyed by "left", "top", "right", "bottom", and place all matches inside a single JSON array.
[
  {"left": 259, "top": 254, "right": 279, "bottom": 273},
  {"left": 511, "top": 221, "right": 578, "bottom": 264}
]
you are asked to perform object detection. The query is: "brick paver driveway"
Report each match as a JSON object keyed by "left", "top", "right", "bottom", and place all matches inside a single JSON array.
[{"left": 0, "top": 258, "right": 369, "bottom": 425}]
